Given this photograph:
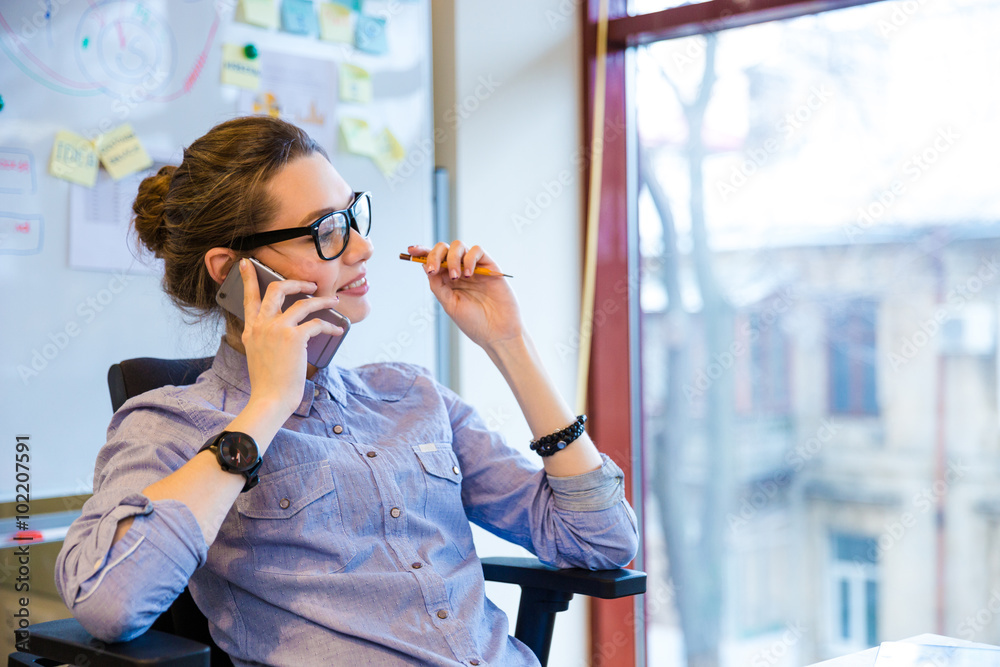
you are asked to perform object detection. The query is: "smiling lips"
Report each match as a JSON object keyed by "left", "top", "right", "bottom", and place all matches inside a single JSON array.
[{"left": 337, "top": 275, "right": 368, "bottom": 296}]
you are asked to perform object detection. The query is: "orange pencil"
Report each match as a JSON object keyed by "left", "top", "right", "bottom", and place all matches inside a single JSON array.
[{"left": 399, "top": 253, "right": 512, "bottom": 278}]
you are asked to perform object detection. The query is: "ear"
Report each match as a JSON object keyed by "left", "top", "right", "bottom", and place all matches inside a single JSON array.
[{"left": 205, "top": 248, "right": 239, "bottom": 285}]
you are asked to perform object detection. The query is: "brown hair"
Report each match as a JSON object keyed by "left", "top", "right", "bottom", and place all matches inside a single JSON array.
[{"left": 132, "top": 116, "right": 327, "bottom": 326}]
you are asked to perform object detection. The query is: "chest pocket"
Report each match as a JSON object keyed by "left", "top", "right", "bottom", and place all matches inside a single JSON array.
[
  {"left": 235, "top": 460, "right": 358, "bottom": 576},
  {"left": 412, "top": 445, "right": 473, "bottom": 559}
]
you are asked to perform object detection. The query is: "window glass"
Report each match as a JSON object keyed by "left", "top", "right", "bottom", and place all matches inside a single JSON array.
[{"left": 636, "top": 1, "right": 1000, "bottom": 663}]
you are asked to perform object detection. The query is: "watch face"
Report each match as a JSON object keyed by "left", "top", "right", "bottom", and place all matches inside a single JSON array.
[{"left": 219, "top": 433, "right": 257, "bottom": 472}]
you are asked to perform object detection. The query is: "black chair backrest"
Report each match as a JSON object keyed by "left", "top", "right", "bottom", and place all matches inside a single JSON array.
[
  {"left": 107, "top": 357, "right": 230, "bottom": 667},
  {"left": 108, "top": 357, "right": 214, "bottom": 412}
]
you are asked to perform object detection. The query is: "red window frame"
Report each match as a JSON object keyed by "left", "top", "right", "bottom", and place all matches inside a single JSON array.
[{"left": 580, "top": 0, "right": 888, "bottom": 663}]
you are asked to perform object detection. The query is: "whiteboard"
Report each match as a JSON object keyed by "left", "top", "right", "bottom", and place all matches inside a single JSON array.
[{"left": 0, "top": 0, "right": 436, "bottom": 501}]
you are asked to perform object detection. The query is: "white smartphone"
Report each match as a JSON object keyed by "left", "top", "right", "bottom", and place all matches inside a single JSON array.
[{"left": 216, "top": 258, "right": 350, "bottom": 368}]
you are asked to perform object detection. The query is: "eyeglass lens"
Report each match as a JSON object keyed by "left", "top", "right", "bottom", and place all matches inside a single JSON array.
[{"left": 317, "top": 193, "right": 371, "bottom": 259}]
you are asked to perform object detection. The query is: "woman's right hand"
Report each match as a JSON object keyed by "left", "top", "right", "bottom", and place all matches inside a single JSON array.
[{"left": 237, "top": 258, "right": 344, "bottom": 420}]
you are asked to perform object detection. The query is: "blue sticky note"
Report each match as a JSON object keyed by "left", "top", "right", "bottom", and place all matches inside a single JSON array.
[
  {"left": 355, "top": 14, "right": 387, "bottom": 55},
  {"left": 282, "top": 0, "right": 318, "bottom": 35},
  {"left": 332, "top": 0, "right": 361, "bottom": 11}
]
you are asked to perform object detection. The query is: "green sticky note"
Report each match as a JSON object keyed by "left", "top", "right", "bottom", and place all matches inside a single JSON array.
[
  {"left": 281, "top": 0, "right": 318, "bottom": 36},
  {"left": 319, "top": 3, "right": 353, "bottom": 43},
  {"left": 339, "top": 64, "right": 372, "bottom": 103},
  {"left": 221, "top": 43, "right": 263, "bottom": 90},
  {"left": 339, "top": 118, "right": 375, "bottom": 156},
  {"left": 355, "top": 15, "right": 388, "bottom": 55},
  {"left": 372, "top": 128, "right": 405, "bottom": 177},
  {"left": 237, "top": 0, "right": 278, "bottom": 29}
]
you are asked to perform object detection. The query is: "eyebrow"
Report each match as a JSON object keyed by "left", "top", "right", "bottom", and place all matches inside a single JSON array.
[{"left": 296, "top": 207, "right": 335, "bottom": 228}]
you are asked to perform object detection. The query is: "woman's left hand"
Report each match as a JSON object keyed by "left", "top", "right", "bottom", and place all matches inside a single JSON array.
[{"left": 408, "top": 241, "right": 523, "bottom": 349}]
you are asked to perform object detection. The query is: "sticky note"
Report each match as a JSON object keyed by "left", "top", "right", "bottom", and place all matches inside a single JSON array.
[
  {"left": 281, "top": 0, "right": 318, "bottom": 35},
  {"left": 237, "top": 0, "right": 278, "bottom": 28},
  {"left": 49, "top": 130, "right": 99, "bottom": 187},
  {"left": 221, "top": 43, "right": 262, "bottom": 90},
  {"left": 319, "top": 3, "right": 353, "bottom": 43},
  {"left": 331, "top": 0, "right": 360, "bottom": 10},
  {"left": 339, "top": 64, "right": 372, "bottom": 103},
  {"left": 355, "top": 15, "right": 388, "bottom": 55},
  {"left": 373, "top": 128, "right": 406, "bottom": 177},
  {"left": 339, "top": 118, "right": 375, "bottom": 156},
  {"left": 94, "top": 124, "right": 153, "bottom": 180}
]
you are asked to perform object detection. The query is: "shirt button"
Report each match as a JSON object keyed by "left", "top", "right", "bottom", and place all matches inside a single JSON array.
[
  {"left": 390, "top": 507, "right": 401, "bottom": 518},
  {"left": 437, "top": 609, "right": 448, "bottom": 619},
  {"left": 452, "top": 465, "right": 460, "bottom": 475},
  {"left": 470, "top": 661, "right": 480, "bottom": 666},
  {"left": 366, "top": 451, "right": 377, "bottom": 458},
  {"left": 313, "top": 387, "right": 320, "bottom": 397},
  {"left": 411, "top": 562, "right": 422, "bottom": 569},
  {"left": 333, "top": 424, "right": 344, "bottom": 434},
  {"left": 279, "top": 498, "right": 290, "bottom": 509}
]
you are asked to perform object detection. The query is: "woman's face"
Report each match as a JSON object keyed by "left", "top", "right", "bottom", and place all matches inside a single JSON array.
[{"left": 252, "top": 152, "right": 374, "bottom": 325}]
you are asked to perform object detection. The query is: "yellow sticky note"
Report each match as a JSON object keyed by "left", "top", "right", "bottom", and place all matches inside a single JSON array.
[
  {"left": 237, "top": 0, "right": 278, "bottom": 28},
  {"left": 339, "top": 118, "right": 375, "bottom": 156},
  {"left": 373, "top": 129, "right": 406, "bottom": 177},
  {"left": 94, "top": 124, "right": 153, "bottom": 180},
  {"left": 221, "top": 43, "right": 262, "bottom": 91},
  {"left": 339, "top": 64, "right": 372, "bottom": 104},
  {"left": 49, "top": 131, "right": 99, "bottom": 187},
  {"left": 319, "top": 3, "right": 353, "bottom": 43}
]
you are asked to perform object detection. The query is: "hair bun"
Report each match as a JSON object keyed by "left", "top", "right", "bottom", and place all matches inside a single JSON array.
[{"left": 132, "top": 164, "right": 177, "bottom": 256}]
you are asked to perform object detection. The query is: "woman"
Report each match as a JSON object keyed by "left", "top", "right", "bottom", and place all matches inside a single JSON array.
[{"left": 55, "top": 116, "right": 638, "bottom": 666}]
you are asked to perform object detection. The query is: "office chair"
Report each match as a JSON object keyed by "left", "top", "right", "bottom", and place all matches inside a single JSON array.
[{"left": 10, "top": 357, "right": 645, "bottom": 667}]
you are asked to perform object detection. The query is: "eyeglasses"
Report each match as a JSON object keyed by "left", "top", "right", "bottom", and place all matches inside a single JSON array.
[{"left": 227, "top": 191, "right": 371, "bottom": 261}]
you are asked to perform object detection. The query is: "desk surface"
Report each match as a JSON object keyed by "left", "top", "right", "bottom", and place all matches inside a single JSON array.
[{"left": 809, "top": 634, "right": 1000, "bottom": 666}]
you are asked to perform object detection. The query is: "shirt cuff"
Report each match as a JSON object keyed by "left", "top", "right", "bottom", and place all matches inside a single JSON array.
[{"left": 545, "top": 453, "right": 626, "bottom": 512}]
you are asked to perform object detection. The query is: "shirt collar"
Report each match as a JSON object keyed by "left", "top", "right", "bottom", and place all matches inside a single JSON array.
[{"left": 211, "top": 338, "right": 348, "bottom": 416}]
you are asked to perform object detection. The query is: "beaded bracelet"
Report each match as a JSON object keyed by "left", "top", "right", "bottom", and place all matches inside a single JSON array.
[{"left": 529, "top": 415, "right": 588, "bottom": 457}]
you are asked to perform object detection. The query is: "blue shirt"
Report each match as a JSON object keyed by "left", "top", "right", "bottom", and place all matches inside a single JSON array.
[{"left": 55, "top": 339, "right": 639, "bottom": 666}]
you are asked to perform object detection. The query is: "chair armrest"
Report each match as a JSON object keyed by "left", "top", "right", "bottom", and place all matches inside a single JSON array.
[
  {"left": 23, "top": 618, "right": 210, "bottom": 667},
  {"left": 481, "top": 556, "right": 647, "bottom": 599}
]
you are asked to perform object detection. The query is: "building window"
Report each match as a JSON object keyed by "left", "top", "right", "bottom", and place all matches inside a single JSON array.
[
  {"left": 829, "top": 534, "right": 879, "bottom": 653},
  {"left": 828, "top": 300, "right": 878, "bottom": 416}
]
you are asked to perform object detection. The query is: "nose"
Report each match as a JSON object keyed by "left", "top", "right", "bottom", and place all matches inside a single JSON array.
[{"left": 341, "top": 225, "right": 373, "bottom": 264}]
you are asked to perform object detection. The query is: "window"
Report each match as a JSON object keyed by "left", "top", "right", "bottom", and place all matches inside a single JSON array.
[
  {"left": 625, "top": 1, "right": 1000, "bottom": 664},
  {"left": 827, "top": 300, "right": 878, "bottom": 416},
  {"left": 829, "top": 534, "right": 879, "bottom": 653}
]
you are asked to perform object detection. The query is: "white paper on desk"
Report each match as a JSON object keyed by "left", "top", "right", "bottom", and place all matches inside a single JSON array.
[
  {"left": 874, "top": 641, "right": 1000, "bottom": 666},
  {"left": 68, "top": 161, "right": 167, "bottom": 274},
  {"left": 236, "top": 50, "right": 339, "bottom": 155}
]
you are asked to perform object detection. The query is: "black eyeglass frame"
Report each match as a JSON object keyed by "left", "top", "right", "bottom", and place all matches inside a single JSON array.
[{"left": 227, "top": 191, "right": 371, "bottom": 261}]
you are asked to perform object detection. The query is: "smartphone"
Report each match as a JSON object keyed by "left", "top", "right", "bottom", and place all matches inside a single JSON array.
[{"left": 216, "top": 257, "right": 350, "bottom": 368}]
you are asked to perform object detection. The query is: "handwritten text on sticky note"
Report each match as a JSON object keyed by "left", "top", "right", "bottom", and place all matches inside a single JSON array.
[
  {"left": 94, "top": 124, "right": 153, "bottom": 180},
  {"left": 49, "top": 131, "right": 99, "bottom": 187},
  {"left": 221, "top": 43, "right": 263, "bottom": 90}
]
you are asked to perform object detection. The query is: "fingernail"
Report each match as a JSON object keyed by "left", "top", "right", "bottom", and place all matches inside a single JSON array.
[
  {"left": 239, "top": 258, "right": 247, "bottom": 270},
  {"left": 465, "top": 269, "right": 472, "bottom": 277},
  {"left": 451, "top": 270, "right": 458, "bottom": 279}
]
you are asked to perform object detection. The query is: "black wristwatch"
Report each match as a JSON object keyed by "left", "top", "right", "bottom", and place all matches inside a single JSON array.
[{"left": 198, "top": 431, "right": 262, "bottom": 492}]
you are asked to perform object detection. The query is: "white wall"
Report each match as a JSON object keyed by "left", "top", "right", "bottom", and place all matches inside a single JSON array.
[{"left": 431, "top": 2, "right": 590, "bottom": 666}]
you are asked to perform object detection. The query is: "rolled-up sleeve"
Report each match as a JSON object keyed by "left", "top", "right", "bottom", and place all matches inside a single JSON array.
[
  {"left": 54, "top": 394, "right": 210, "bottom": 642},
  {"left": 437, "top": 381, "right": 639, "bottom": 571}
]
